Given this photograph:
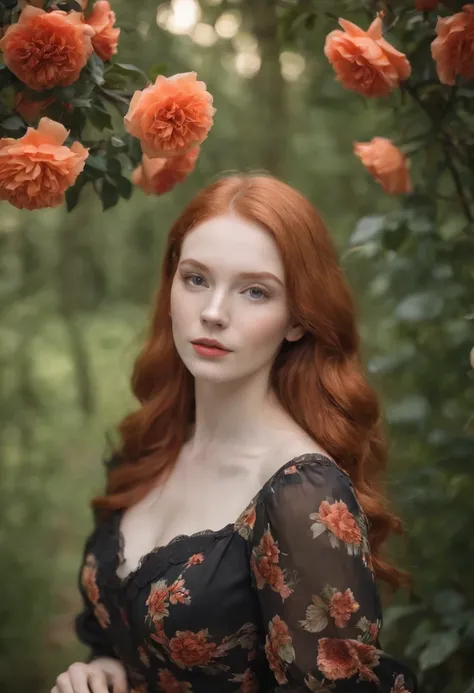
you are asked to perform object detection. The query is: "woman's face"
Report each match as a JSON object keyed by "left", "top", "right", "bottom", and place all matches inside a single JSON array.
[{"left": 170, "top": 213, "right": 304, "bottom": 384}]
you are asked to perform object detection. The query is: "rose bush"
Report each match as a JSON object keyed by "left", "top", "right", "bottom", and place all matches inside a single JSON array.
[{"left": 0, "top": 0, "right": 214, "bottom": 210}]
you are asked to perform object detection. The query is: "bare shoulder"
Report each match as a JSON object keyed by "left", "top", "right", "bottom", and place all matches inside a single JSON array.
[{"left": 258, "top": 431, "right": 335, "bottom": 486}]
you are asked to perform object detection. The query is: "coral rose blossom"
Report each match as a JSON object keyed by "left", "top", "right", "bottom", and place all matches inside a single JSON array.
[
  {"left": 0, "top": 117, "right": 88, "bottom": 210},
  {"left": 132, "top": 147, "right": 199, "bottom": 195},
  {"left": 0, "top": 6, "right": 94, "bottom": 90},
  {"left": 124, "top": 72, "right": 216, "bottom": 159},
  {"left": 354, "top": 137, "right": 412, "bottom": 195},
  {"left": 86, "top": 0, "right": 120, "bottom": 62},
  {"left": 324, "top": 16, "right": 411, "bottom": 97},
  {"left": 431, "top": 5, "right": 474, "bottom": 85}
]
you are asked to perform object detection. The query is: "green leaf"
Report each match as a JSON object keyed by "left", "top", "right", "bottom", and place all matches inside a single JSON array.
[
  {"left": 349, "top": 215, "right": 385, "bottom": 246},
  {"left": 69, "top": 97, "right": 92, "bottom": 108},
  {"left": 395, "top": 291, "right": 445, "bottom": 322},
  {"left": 112, "top": 63, "right": 149, "bottom": 81},
  {"left": 100, "top": 178, "right": 120, "bottom": 210},
  {"left": 0, "top": 115, "right": 26, "bottom": 133},
  {"left": 147, "top": 63, "right": 168, "bottom": 82},
  {"left": 65, "top": 176, "right": 87, "bottom": 212},
  {"left": 115, "top": 175, "right": 132, "bottom": 199},
  {"left": 87, "top": 54, "right": 105, "bottom": 86},
  {"left": 419, "top": 630, "right": 460, "bottom": 671},
  {"left": 53, "top": 85, "right": 76, "bottom": 103},
  {"left": 87, "top": 103, "right": 113, "bottom": 131},
  {"left": 85, "top": 154, "right": 109, "bottom": 176}
]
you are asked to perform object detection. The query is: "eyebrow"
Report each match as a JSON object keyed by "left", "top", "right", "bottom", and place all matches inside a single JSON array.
[{"left": 178, "top": 258, "right": 284, "bottom": 287}]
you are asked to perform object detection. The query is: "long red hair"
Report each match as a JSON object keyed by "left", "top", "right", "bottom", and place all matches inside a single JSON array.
[{"left": 92, "top": 173, "right": 409, "bottom": 589}]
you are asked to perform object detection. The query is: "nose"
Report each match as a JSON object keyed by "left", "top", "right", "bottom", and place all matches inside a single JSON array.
[{"left": 200, "top": 292, "right": 230, "bottom": 328}]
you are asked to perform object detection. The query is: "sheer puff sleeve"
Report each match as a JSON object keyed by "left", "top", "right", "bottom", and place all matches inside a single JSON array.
[
  {"left": 245, "top": 455, "right": 418, "bottom": 692},
  {"left": 74, "top": 516, "right": 119, "bottom": 662}
]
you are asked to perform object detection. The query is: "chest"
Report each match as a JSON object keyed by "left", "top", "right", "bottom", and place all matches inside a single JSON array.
[
  {"left": 116, "top": 438, "right": 330, "bottom": 580},
  {"left": 116, "top": 462, "right": 269, "bottom": 580}
]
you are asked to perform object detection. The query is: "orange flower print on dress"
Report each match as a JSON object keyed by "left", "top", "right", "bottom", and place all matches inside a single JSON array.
[
  {"left": 169, "top": 629, "right": 218, "bottom": 669},
  {"left": 86, "top": 0, "right": 120, "bottom": 62},
  {"left": 235, "top": 500, "right": 257, "bottom": 540},
  {"left": 146, "top": 579, "right": 170, "bottom": 624},
  {"left": 391, "top": 673, "right": 411, "bottom": 693},
  {"left": 283, "top": 464, "right": 298, "bottom": 474},
  {"left": 300, "top": 585, "right": 360, "bottom": 633},
  {"left": 0, "top": 6, "right": 94, "bottom": 90},
  {"left": 186, "top": 553, "right": 204, "bottom": 567},
  {"left": 310, "top": 499, "right": 362, "bottom": 553},
  {"left": 132, "top": 148, "right": 199, "bottom": 196},
  {"left": 0, "top": 117, "right": 88, "bottom": 210},
  {"left": 169, "top": 579, "right": 191, "bottom": 605},
  {"left": 80, "top": 554, "right": 110, "bottom": 628},
  {"left": 124, "top": 72, "right": 215, "bottom": 159},
  {"left": 324, "top": 15, "right": 411, "bottom": 97},
  {"left": 158, "top": 669, "right": 193, "bottom": 692},
  {"left": 317, "top": 638, "right": 380, "bottom": 684},
  {"left": 431, "top": 5, "right": 474, "bottom": 85},
  {"left": 355, "top": 615, "right": 381, "bottom": 646},
  {"left": 264, "top": 616, "right": 295, "bottom": 686},
  {"left": 251, "top": 528, "right": 293, "bottom": 600}
]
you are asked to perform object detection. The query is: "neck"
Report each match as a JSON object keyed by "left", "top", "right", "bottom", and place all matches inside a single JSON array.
[{"left": 186, "top": 367, "right": 292, "bottom": 461}]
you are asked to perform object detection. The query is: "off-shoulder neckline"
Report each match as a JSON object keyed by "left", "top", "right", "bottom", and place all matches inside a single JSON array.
[{"left": 109, "top": 452, "right": 349, "bottom": 588}]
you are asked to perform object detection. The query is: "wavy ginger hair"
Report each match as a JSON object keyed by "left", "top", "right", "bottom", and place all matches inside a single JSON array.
[{"left": 92, "top": 173, "right": 409, "bottom": 590}]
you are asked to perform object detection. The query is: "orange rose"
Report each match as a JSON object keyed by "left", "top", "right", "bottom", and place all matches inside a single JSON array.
[
  {"left": 431, "top": 5, "right": 474, "bottom": 85},
  {"left": 317, "top": 500, "right": 363, "bottom": 544},
  {"left": 0, "top": 117, "right": 88, "bottom": 210},
  {"left": 329, "top": 589, "right": 360, "bottom": 628},
  {"left": 86, "top": 0, "right": 120, "bottom": 62},
  {"left": 324, "top": 16, "right": 411, "bottom": 97},
  {"left": 415, "top": 0, "right": 438, "bottom": 9},
  {"left": 317, "top": 638, "right": 380, "bottom": 682},
  {"left": 354, "top": 137, "right": 412, "bottom": 195},
  {"left": 15, "top": 93, "right": 55, "bottom": 122},
  {"left": 169, "top": 629, "right": 218, "bottom": 668},
  {"left": 124, "top": 72, "right": 215, "bottom": 159},
  {"left": 132, "top": 147, "right": 199, "bottom": 195},
  {"left": 0, "top": 6, "right": 94, "bottom": 90}
]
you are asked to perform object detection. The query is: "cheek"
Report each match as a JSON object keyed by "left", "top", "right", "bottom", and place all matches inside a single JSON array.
[{"left": 241, "top": 309, "right": 289, "bottom": 350}]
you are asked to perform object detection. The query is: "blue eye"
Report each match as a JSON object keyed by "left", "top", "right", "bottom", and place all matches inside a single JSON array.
[{"left": 182, "top": 273, "right": 269, "bottom": 301}]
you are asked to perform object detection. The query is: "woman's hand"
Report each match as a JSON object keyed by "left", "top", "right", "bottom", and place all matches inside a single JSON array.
[{"left": 51, "top": 657, "right": 128, "bottom": 693}]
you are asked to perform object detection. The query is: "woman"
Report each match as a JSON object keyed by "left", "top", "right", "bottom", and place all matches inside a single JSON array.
[{"left": 52, "top": 174, "right": 418, "bottom": 693}]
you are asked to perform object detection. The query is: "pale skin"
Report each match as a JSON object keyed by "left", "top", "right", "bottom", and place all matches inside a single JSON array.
[{"left": 53, "top": 212, "right": 332, "bottom": 693}]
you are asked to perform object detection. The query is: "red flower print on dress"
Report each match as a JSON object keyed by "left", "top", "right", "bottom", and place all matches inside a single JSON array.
[
  {"left": 317, "top": 638, "right": 380, "bottom": 683},
  {"left": 300, "top": 585, "right": 360, "bottom": 633},
  {"left": 310, "top": 499, "right": 362, "bottom": 552},
  {"left": 391, "top": 673, "right": 410, "bottom": 693},
  {"left": 81, "top": 554, "right": 110, "bottom": 628},
  {"left": 284, "top": 464, "right": 298, "bottom": 474},
  {"left": 158, "top": 669, "right": 193, "bottom": 692},
  {"left": 235, "top": 500, "right": 257, "bottom": 540},
  {"left": 186, "top": 553, "right": 204, "bottom": 567},
  {"left": 264, "top": 615, "right": 295, "bottom": 685},
  {"left": 251, "top": 527, "right": 293, "bottom": 600},
  {"left": 356, "top": 616, "right": 381, "bottom": 644},
  {"left": 81, "top": 554, "right": 100, "bottom": 604},
  {"left": 329, "top": 589, "right": 360, "bottom": 628},
  {"left": 146, "top": 579, "right": 170, "bottom": 623},
  {"left": 169, "top": 629, "right": 218, "bottom": 669},
  {"left": 169, "top": 579, "right": 191, "bottom": 605}
]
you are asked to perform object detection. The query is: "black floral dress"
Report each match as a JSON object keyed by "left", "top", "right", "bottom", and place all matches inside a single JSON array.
[{"left": 75, "top": 452, "right": 418, "bottom": 693}]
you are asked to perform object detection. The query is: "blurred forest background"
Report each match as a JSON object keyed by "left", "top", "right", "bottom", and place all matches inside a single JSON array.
[{"left": 1, "top": 0, "right": 474, "bottom": 692}]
